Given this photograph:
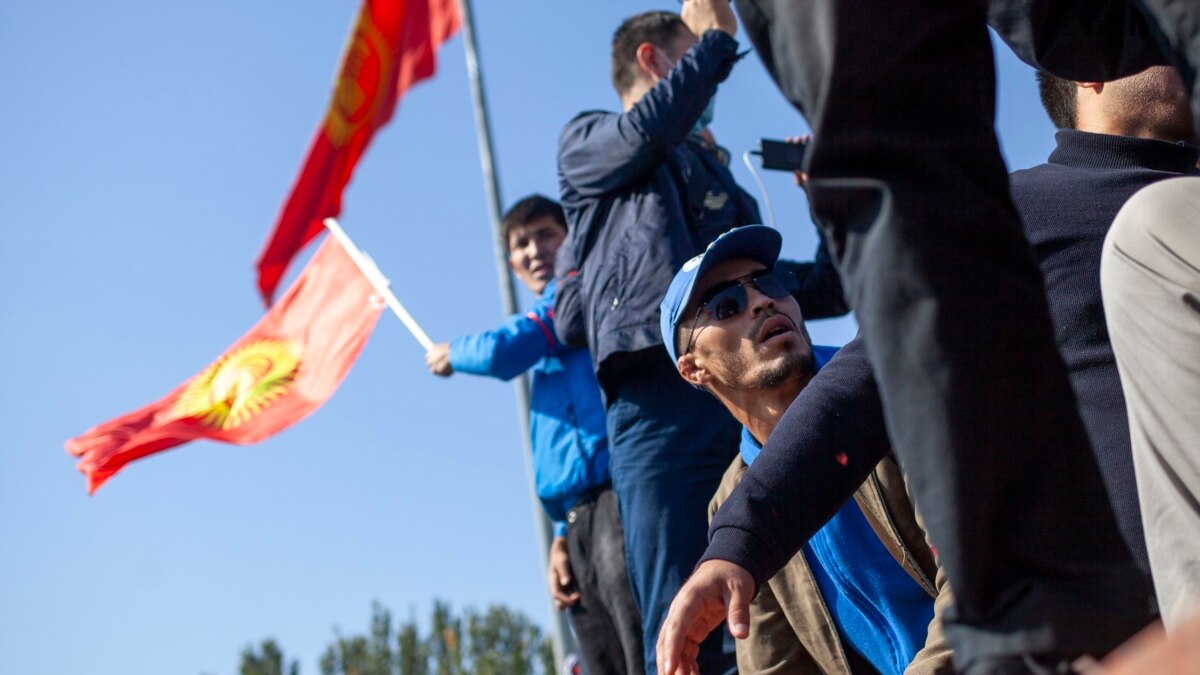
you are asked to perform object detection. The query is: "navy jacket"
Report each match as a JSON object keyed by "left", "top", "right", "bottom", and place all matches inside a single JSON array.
[
  {"left": 448, "top": 280, "right": 609, "bottom": 536},
  {"left": 555, "top": 30, "right": 847, "bottom": 388}
]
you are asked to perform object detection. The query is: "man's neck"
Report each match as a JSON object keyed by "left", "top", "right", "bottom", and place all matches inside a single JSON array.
[
  {"left": 1075, "top": 118, "right": 1195, "bottom": 145},
  {"left": 732, "top": 378, "right": 806, "bottom": 446}
]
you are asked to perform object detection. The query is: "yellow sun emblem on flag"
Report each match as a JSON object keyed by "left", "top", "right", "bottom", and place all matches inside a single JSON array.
[
  {"left": 324, "top": 8, "right": 390, "bottom": 147},
  {"left": 174, "top": 339, "right": 303, "bottom": 430}
]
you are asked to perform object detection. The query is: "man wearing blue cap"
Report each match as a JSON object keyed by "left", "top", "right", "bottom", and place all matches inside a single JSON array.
[
  {"left": 552, "top": 3, "right": 848, "bottom": 672},
  {"left": 657, "top": 224, "right": 952, "bottom": 674}
]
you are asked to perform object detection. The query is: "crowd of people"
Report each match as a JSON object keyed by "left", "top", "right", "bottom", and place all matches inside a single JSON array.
[{"left": 425, "top": 1, "right": 1200, "bottom": 673}]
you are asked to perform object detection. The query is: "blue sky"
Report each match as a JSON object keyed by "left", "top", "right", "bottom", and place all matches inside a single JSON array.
[{"left": 0, "top": 2, "right": 1059, "bottom": 673}]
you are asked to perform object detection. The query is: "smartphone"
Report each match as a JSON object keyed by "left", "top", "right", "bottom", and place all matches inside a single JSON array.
[{"left": 756, "top": 138, "right": 807, "bottom": 171}]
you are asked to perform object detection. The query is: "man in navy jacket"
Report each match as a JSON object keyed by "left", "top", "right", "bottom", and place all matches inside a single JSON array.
[
  {"left": 553, "top": 3, "right": 846, "bottom": 673},
  {"left": 425, "top": 196, "right": 643, "bottom": 675}
]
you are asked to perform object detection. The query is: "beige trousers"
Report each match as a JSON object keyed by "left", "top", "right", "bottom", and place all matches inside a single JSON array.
[{"left": 1101, "top": 176, "right": 1200, "bottom": 629}]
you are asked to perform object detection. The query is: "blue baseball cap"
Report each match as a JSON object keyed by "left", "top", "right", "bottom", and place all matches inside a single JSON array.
[{"left": 659, "top": 225, "right": 783, "bottom": 367}]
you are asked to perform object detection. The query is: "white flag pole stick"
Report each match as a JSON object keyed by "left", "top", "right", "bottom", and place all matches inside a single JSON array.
[{"left": 322, "top": 217, "right": 436, "bottom": 351}]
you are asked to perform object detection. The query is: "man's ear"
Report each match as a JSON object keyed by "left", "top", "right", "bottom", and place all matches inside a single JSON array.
[
  {"left": 635, "top": 42, "right": 664, "bottom": 80},
  {"left": 677, "top": 353, "right": 709, "bottom": 389}
]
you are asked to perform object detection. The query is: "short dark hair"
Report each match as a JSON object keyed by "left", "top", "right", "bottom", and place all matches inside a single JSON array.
[
  {"left": 611, "top": 11, "right": 687, "bottom": 94},
  {"left": 502, "top": 194, "right": 566, "bottom": 245},
  {"left": 1037, "top": 70, "right": 1077, "bottom": 129}
]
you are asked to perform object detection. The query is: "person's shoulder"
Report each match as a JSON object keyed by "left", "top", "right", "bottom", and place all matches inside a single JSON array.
[
  {"left": 1007, "top": 161, "right": 1061, "bottom": 202},
  {"left": 558, "top": 110, "right": 619, "bottom": 156},
  {"left": 562, "top": 110, "right": 616, "bottom": 134},
  {"left": 1009, "top": 161, "right": 1056, "bottom": 185}
]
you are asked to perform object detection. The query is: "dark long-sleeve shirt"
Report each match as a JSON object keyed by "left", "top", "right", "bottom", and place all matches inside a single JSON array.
[{"left": 1009, "top": 129, "right": 1199, "bottom": 576}]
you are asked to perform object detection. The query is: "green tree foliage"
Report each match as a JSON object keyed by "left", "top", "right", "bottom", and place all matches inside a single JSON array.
[
  {"left": 429, "top": 600, "right": 464, "bottom": 675},
  {"left": 240, "top": 639, "right": 299, "bottom": 675},
  {"left": 397, "top": 617, "right": 429, "bottom": 675},
  {"left": 237, "top": 601, "right": 555, "bottom": 675}
]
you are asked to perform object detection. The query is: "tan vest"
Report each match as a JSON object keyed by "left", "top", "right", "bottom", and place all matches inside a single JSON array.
[{"left": 708, "top": 455, "right": 955, "bottom": 674}]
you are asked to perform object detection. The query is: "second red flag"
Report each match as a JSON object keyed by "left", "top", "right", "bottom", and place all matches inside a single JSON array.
[{"left": 256, "top": 0, "right": 460, "bottom": 304}]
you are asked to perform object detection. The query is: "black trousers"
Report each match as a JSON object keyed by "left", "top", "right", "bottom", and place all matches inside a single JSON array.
[
  {"left": 730, "top": 0, "right": 1197, "bottom": 667},
  {"left": 565, "top": 487, "right": 645, "bottom": 675}
]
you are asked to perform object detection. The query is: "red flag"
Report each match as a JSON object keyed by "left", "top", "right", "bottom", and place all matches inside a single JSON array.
[
  {"left": 67, "top": 237, "right": 384, "bottom": 494},
  {"left": 256, "top": 0, "right": 460, "bottom": 304}
]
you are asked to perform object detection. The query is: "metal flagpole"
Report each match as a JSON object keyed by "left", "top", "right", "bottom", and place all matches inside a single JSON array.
[{"left": 455, "top": 0, "right": 576, "bottom": 666}]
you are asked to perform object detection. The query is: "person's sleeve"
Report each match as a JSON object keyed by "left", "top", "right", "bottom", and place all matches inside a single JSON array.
[
  {"left": 552, "top": 239, "right": 588, "bottom": 348},
  {"left": 776, "top": 230, "right": 849, "bottom": 320},
  {"left": 448, "top": 294, "right": 558, "bottom": 381},
  {"left": 553, "top": 521, "right": 568, "bottom": 538},
  {"left": 557, "top": 30, "right": 740, "bottom": 198},
  {"left": 988, "top": 2, "right": 1169, "bottom": 81},
  {"left": 702, "top": 336, "right": 890, "bottom": 587}
]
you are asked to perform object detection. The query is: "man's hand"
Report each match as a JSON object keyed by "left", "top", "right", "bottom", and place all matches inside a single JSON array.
[
  {"left": 789, "top": 135, "right": 811, "bottom": 189},
  {"left": 547, "top": 537, "right": 581, "bottom": 610},
  {"left": 656, "top": 559, "right": 753, "bottom": 675},
  {"left": 425, "top": 343, "right": 454, "bottom": 377},
  {"left": 681, "top": 0, "right": 737, "bottom": 38}
]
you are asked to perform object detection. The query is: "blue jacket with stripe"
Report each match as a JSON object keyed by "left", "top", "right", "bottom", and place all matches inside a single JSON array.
[{"left": 448, "top": 280, "right": 609, "bottom": 536}]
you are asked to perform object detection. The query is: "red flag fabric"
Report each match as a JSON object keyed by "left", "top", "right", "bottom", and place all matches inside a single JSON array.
[
  {"left": 67, "top": 237, "right": 384, "bottom": 494},
  {"left": 255, "top": 0, "right": 461, "bottom": 304}
]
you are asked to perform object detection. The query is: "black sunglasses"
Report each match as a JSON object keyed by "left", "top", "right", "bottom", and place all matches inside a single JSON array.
[{"left": 682, "top": 269, "right": 796, "bottom": 355}]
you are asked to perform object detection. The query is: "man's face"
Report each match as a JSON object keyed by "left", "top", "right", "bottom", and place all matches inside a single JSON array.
[
  {"left": 681, "top": 257, "right": 814, "bottom": 392},
  {"left": 507, "top": 215, "right": 566, "bottom": 295}
]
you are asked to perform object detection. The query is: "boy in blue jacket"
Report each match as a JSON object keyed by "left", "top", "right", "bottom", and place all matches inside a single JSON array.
[{"left": 424, "top": 195, "right": 644, "bottom": 675}]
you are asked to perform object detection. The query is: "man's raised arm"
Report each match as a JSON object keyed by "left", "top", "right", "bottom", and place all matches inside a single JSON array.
[{"left": 557, "top": 29, "right": 741, "bottom": 198}]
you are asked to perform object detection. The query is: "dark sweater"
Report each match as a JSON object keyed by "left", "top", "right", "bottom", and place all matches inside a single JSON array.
[
  {"left": 1009, "top": 129, "right": 1199, "bottom": 577},
  {"left": 705, "top": 129, "right": 1198, "bottom": 591}
]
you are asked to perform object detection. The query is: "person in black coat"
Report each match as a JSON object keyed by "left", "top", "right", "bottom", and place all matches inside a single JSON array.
[
  {"left": 657, "top": 0, "right": 1199, "bottom": 671},
  {"left": 657, "top": 61, "right": 1198, "bottom": 674}
]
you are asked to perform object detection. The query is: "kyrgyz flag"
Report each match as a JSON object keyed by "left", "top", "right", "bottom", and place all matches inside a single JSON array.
[
  {"left": 256, "top": 0, "right": 460, "bottom": 304},
  {"left": 67, "top": 237, "right": 384, "bottom": 494}
]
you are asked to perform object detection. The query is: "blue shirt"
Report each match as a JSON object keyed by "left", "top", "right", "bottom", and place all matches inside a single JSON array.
[
  {"left": 448, "top": 280, "right": 609, "bottom": 537},
  {"left": 740, "top": 344, "right": 934, "bottom": 673}
]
